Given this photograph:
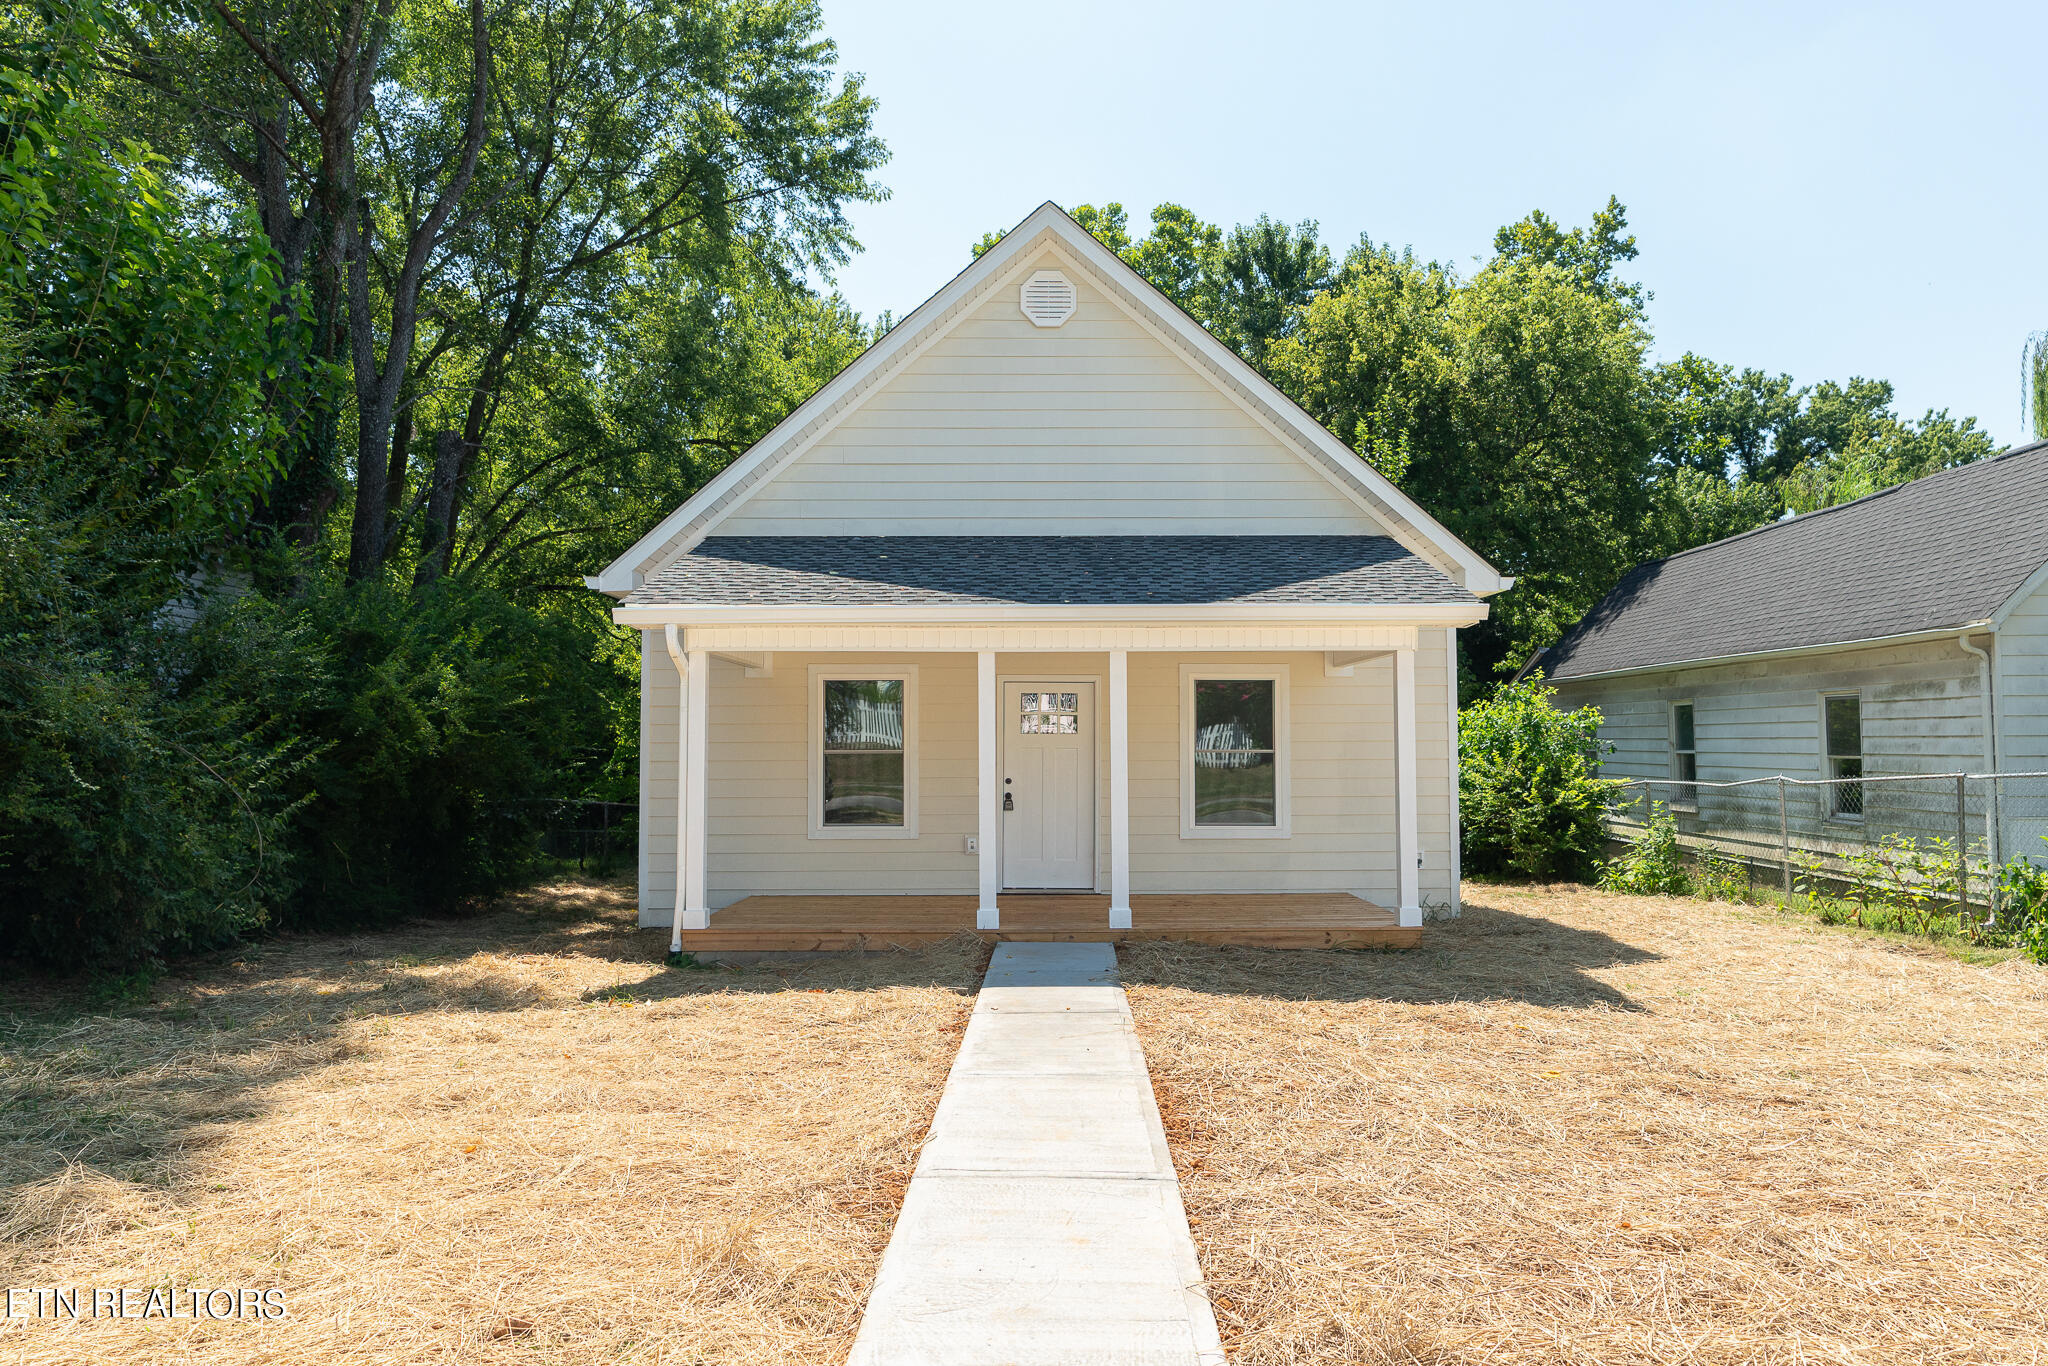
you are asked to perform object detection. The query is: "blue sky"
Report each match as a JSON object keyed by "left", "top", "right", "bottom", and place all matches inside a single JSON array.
[{"left": 819, "top": 0, "right": 2046, "bottom": 447}]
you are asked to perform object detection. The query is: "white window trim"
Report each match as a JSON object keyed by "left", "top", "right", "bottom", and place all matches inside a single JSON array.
[
  {"left": 1820, "top": 690, "right": 1864, "bottom": 824},
  {"left": 1179, "top": 664, "right": 1291, "bottom": 840},
  {"left": 808, "top": 664, "right": 919, "bottom": 840},
  {"left": 1669, "top": 699, "right": 1698, "bottom": 811}
]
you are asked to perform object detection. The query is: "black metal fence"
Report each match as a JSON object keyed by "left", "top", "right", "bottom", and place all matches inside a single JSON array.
[{"left": 534, "top": 799, "right": 636, "bottom": 878}]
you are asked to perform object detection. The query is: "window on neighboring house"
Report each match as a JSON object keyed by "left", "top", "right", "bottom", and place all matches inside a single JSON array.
[
  {"left": 810, "top": 669, "right": 917, "bottom": 838},
  {"left": 1824, "top": 693, "right": 1863, "bottom": 819},
  {"left": 1181, "top": 667, "right": 1290, "bottom": 838},
  {"left": 1670, "top": 701, "right": 1698, "bottom": 810}
]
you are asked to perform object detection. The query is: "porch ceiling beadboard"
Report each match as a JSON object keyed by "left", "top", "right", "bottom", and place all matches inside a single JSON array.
[{"left": 624, "top": 535, "right": 1478, "bottom": 609}]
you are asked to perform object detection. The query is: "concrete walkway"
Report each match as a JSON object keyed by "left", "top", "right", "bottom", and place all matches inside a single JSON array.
[{"left": 849, "top": 942, "right": 1225, "bottom": 1366}]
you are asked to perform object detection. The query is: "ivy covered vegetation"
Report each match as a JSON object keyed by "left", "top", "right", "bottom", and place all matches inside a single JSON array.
[
  {"left": 1, "top": 0, "right": 882, "bottom": 970},
  {"left": 0, "top": 1, "right": 2009, "bottom": 970}
]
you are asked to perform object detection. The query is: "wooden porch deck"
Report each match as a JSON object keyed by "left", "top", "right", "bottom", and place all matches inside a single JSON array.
[{"left": 674, "top": 892, "right": 1417, "bottom": 952}]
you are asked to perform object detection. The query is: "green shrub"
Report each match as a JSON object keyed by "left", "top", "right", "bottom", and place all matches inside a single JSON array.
[
  {"left": 1599, "top": 803, "right": 1691, "bottom": 895},
  {"left": 1691, "top": 848, "right": 1748, "bottom": 902},
  {"left": 271, "top": 579, "right": 615, "bottom": 929},
  {"left": 1995, "top": 842, "right": 2048, "bottom": 964},
  {"left": 1459, "top": 674, "right": 1619, "bottom": 881}
]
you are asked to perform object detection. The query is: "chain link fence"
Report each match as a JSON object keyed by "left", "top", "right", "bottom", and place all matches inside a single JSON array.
[{"left": 1607, "top": 772, "right": 2048, "bottom": 912}]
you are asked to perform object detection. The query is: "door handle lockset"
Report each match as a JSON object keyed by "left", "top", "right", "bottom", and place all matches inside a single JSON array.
[{"left": 1003, "top": 792, "right": 1015, "bottom": 811}]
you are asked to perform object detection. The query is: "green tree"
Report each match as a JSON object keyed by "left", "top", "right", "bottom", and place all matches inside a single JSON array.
[
  {"left": 1271, "top": 224, "right": 1657, "bottom": 669},
  {"left": 1209, "top": 214, "right": 1331, "bottom": 368},
  {"left": 1459, "top": 675, "right": 1618, "bottom": 882},
  {"left": 1491, "top": 194, "right": 1642, "bottom": 308},
  {"left": 1, "top": 21, "right": 313, "bottom": 965}
]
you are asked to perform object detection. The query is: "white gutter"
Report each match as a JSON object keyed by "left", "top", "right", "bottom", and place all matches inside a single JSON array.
[
  {"left": 1549, "top": 622, "right": 1993, "bottom": 686},
  {"left": 661, "top": 624, "right": 689, "bottom": 955},
  {"left": 612, "top": 602, "right": 1490, "bottom": 628}
]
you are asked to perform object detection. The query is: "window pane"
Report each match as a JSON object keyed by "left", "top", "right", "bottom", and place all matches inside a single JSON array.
[
  {"left": 1019, "top": 692, "right": 1040, "bottom": 713},
  {"left": 1055, "top": 714, "right": 1077, "bottom": 734},
  {"left": 1825, "top": 695, "right": 1861, "bottom": 757},
  {"left": 1193, "top": 752, "right": 1276, "bottom": 826},
  {"left": 1673, "top": 703, "right": 1695, "bottom": 751},
  {"left": 1194, "top": 679, "right": 1275, "bottom": 751},
  {"left": 1020, "top": 714, "right": 1041, "bottom": 733},
  {"left": 824, "top": 680, "right": 903, "bottom": 751},
  {"left": 1058, "top": 693, "right": 1078, "bottom": 712},
  {"left": 823, "top": 751, "right": 905, "bottom": 825},
  {"left": 1677, "top": 753, "right": 1697, "bottom": 784}
]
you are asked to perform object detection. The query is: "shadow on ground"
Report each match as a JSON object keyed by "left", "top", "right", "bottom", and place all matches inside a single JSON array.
[
  {"left": 0, "top": 879, "right": 977, "bottom": 1256},
  {"left": 1118, "top": 897, "right": 1659, "bottom": 1010}
]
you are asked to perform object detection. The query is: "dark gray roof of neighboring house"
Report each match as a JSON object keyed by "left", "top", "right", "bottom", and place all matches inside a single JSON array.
[
  {"left": 624, "top": 535, "right": 1479, "bottom": 608},
  {"left": 1541, "top": 439, "right": 2048, "bottom": 682}
]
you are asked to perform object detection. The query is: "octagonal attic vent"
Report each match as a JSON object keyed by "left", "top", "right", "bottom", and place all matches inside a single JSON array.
[{"left": 1019, "top": 270, "right": 1077, "bottom": 327}]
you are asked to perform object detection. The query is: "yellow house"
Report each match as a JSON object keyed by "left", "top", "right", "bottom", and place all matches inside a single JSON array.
[{"left": 589, "top": 203, "right": 1511, "bottom": 954}]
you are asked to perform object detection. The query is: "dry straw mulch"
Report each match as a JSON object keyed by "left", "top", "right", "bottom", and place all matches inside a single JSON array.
[
  {"left": 1, "top": 882, "right": 981, "bottom": 1364},
  {"left": 1123, "top": 885, "right": 2048, "bottom": 1366}
]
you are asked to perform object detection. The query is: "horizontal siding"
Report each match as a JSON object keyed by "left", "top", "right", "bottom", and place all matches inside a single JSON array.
[
  {"left": 1554, "top": 638, "right": 1989, "bottom": 784},
  {"left": 713, "top": 250, "right": 1384, "bottom": 538},
  {"left": 1999, "top": 576, "right": 2048, "bottom": 770},
  {"left": 636, "top": 637, "right": 1456, "bottom": 922},
  {"left": 1553, "top": 638, "right": 1994, "bottom": 846}
]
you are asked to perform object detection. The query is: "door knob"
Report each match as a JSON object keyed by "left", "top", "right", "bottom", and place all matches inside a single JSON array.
[{"left": 1003, "top": 792, "right": 1015, "bottom": 811}]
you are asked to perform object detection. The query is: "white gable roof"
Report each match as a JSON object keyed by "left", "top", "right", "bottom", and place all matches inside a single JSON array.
[{"left": 591, "top": 202, "right": 1510, "bottom": 597}]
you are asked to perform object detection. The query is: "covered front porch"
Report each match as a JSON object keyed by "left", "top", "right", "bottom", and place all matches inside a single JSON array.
[
  {"left": 673, "top": 891, "right": 1416, "bottom": 952},
  {"left": 615, "top": 539, "right": 1484, "bottom": 950}
]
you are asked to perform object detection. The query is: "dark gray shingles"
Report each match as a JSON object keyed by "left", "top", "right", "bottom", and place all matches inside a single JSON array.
[
  {"left": 625, "top": 535, "right": 1476, "bottom": 608},
  {"left": 1543, "top": 441, "right": 2048, "bottom": 681}
]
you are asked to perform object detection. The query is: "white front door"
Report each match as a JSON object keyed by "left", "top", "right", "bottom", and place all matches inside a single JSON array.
[{"left": 1002, "top": 682, "right": 1096, "bottom": 889}]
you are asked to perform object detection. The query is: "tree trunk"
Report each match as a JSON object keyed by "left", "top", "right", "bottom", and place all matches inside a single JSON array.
[
  {"left": 414, "top": 429, "right": 466, "bottom": 586},
  {"left": 343, "top": 0, "right": 491, "bottom": 582}
]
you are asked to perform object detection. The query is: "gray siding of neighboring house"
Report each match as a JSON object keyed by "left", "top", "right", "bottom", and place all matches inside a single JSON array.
[
  {"left": 1996, "top": 574, "right": 2048, "bottom": 862},
  {"left": 1550, "top": 636, "right": 1995, "bottom": 848},
  {"left": 2000, "top": 573, "right": 2048, "bottom": 773}
]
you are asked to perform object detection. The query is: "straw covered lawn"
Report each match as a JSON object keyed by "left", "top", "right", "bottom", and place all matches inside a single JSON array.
[
  {"left": 0, "top": 881, "right": 981, "bottom": 1364},
  {"left": 1123, "top": 885, "right": 2048, "bottom": 1366}
]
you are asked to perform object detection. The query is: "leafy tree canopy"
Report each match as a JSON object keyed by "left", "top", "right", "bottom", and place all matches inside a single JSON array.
[{"left": 978, "top": 198, "right": 2002, "bottom": 684}]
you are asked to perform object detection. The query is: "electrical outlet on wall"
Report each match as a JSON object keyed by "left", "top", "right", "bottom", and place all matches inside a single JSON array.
[{"left": 964, "top": 836, "right": 979, "bottom": 854}]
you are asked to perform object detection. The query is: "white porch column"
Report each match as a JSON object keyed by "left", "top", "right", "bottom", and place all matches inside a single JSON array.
[
  {"left": 977, "top": 650, "right": 1000, "bottom": 929},
  {"left": 682, "top": 646, "right": 710, "bottom": 932},
  {"left": 1394, "top": 645, "right": 1421, "bottom": 927},
  {"left": 1108, "top": 649, "right": 1132, "bottom": 930}
]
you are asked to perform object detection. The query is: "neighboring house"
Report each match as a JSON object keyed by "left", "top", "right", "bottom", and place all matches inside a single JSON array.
[
  {"left": 587, "top": 202, "right": 1512, "bottom": 950},
  {"left": 1539, "top": 440, "right": 2048, "bottom": 863}
]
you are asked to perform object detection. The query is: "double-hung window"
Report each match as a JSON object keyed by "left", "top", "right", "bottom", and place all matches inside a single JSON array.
[
  {"left": 1180, "top": 666, "right": 1290, "bottom": 838},
  {"left": 809, "top": 667, "right": 917, "bottom": 838},
  {"left": 1823, "top": 693, "right": 1863, "bottom": 819},
  {"left": 1670, "top": 701, "right": 1698, "bottom": 810}
]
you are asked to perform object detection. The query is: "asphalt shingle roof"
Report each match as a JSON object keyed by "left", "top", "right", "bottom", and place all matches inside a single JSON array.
[
  {"left": 625, "top": 535, "right": 1477, "bottom": 608},
  {"left": 1541, "top": 440, "right": 2048, "bottom": 681}
]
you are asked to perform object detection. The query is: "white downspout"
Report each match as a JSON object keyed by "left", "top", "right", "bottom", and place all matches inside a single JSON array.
[
  {"left": 662, "top": 624, "right": 689, "bottom": 955},
  {"left": 1958, "top": 631, "right": 1998, "bottom": 904}
]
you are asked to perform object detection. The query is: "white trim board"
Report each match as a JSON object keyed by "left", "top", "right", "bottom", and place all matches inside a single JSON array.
[
  {"left": 652, "top": 623, "right": 1429, "bottom": 654},
  {"left": 591, "top": 201, "right": 1510, "bottom": 597}
]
